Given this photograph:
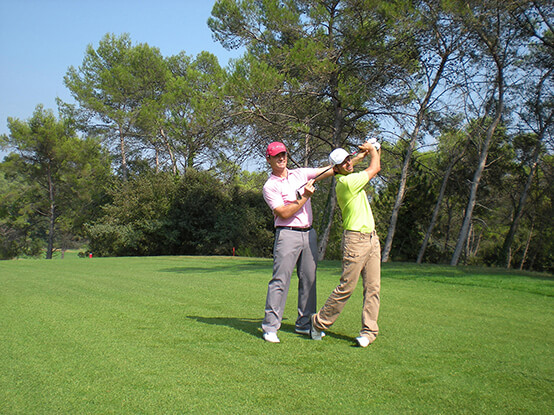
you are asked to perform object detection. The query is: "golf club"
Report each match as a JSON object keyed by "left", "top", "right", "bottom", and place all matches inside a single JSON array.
[
  {"left": 295, "top": 148, "right": 360, "bottom": 200},
  {"left": 295, "top": 165, "right": 335, "bottom": 200}
]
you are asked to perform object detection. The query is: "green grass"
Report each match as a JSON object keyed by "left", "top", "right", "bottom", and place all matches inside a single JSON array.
[{"left": 0, "top": 256, "right": 552, "bottom": 414}]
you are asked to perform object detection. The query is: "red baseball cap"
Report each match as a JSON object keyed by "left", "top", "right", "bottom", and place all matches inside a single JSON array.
[{"left": 266, "top": 142, "right": 287, "bottom": 157}]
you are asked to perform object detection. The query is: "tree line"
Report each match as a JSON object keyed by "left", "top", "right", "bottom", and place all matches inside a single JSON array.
[{"left": 1, "top": 0, "right": 552, "bottom": 272}]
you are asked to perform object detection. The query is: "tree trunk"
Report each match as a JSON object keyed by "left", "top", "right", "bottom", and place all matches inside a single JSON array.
[
  {"left": 470, "top": 223, "right": 484, "bottom": 258},
  {"left": 417, "top": 165, "right": 451, "bottom": 263},
  {"left": 452, "top": 7, "right": 512, "bottom": 266},
  {"left": 317, "top": 64, "right": 343, "bottom": 260},
  {"left": 519, "top": 222, "right": 534, "bottom": 270},
  {"left": 317, "top": 179, "right": 337, "bottom": 260},
  {"left": 417, "top": 140, "right": 468, "bottom": 263},
  {"left": 119, "top": 125, "right": 128, "bottom": 181},
  {"left": 381, "top": 139, "right": 415, "bottom": 263},
  {"left": 46, "top": 167, "right": 55, "bottom": 259},
  {"left": 160, "top": 127, "right": 177, "bottom": 175},
  {"left": 304, "top": 129, "right": 310, "bottom": 167},
  {"left": 451, "top": 88, "right": 503, "bottom": 265},
  {"left": 444, "top": 199, "right": 453, "bottom": 253},
  {"left": 500, "top": 122, "right": 547, "bottom": 267},
  {"left": 382, "top": 51, "right": 450, "bottom": 263}
]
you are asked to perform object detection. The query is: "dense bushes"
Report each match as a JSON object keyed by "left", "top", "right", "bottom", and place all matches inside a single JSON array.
[{"left": 86, "top": 170, "right": 274, "bottom": 257}]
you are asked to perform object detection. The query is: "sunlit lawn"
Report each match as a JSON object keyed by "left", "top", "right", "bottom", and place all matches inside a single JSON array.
[{"left": 1, "top": 256, "right": 552, "bottom": 414}]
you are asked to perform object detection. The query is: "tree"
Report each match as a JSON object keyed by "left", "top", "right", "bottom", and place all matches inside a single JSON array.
[
  {"left": 86, "top": 173, "right": 179, "bottom": 256},
  {"left": 381, "top": 0, "right": 466, "bottom": 262},
  {"left": 0, "top": 165, "right": 43, "bottom": 259},
  {"left": 86, "top": 170, "right": 274, "bottom": 257},
  {"left": 63, "top": 33, "right": 166, "bottom": 181},
  {"left": 163, "top": 51, "right": 233, "bottom": 173},
  {"left": 417, "top": 128, "right": 469, "bottom": 263},
  {"left": 450, "top": 1, "right": 531, "bottom": 266},
  {"left": 499, "top": 3, "right": 554, "bottom": 267},
  {"left": 0, "top": 105, "right": 111, "bottom": 258},
  {"left": 209, "top": 0, "right": 419, "bottom": 258}
]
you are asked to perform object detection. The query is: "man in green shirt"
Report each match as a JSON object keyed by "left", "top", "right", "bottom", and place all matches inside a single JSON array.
[{"left": 311, "top": 139, "right": 381, "bottom": 347}]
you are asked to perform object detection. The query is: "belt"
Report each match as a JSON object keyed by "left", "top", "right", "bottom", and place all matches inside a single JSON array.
[
  {"left": 276, "top": 226, "right": 313, "bottom": 232},
  {"left": 345, "top": 229, "right": 377, "bottom": 236}
]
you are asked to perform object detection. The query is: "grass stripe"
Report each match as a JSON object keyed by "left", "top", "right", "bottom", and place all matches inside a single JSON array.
[{"left": 1, "top": 256, "right": 552, "bottom": 414}]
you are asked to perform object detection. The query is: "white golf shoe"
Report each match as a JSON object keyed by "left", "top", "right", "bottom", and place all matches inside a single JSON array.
[
  {"left": 310, "top": 315, "right": 323, "bottom": 340},
  {"left": 356, "top": 336, "right": 371, "bottom": 348},
  {"left": 263, "top": 332, "right": 280, "bottom": 343}
]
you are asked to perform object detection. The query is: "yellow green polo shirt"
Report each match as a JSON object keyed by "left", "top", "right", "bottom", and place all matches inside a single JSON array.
[{"left": 335, "top": 171, "right": 375, "bottom": 233}]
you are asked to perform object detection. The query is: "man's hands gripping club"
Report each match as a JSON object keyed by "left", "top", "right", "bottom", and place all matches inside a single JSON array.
[
  {"left": 361, "top": 137, "right": 380, "bottom": 152},
  {"left": 274, "top": 178, "right": 315, "bottom": 219},
  {"left": 300, "top": 179, "right": 316, "bottom": 199}
]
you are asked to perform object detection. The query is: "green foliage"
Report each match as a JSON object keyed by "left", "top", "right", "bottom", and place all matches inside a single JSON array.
[
  {"left": 215, "top": 185, "right": 275, "bottom": 257},
  {"left": 0, "top": 106, "right": 112, "bottom": 259},
  {"left": 63, "top": 33, "right": 234, "bottom": 177},
  {"left": 370, "top": 130, "right": 554, "bottom": 273},
  {"left": 212, "top": 0, "right": 419, "bottom": 159},
  {"left": 0, "top": 167, "right": 43, "bottom": 259},
  {"left": 170, "top": 170, "right": 233, "bottom": 254},
  {"left": 162, "top": 51, "right": 232, "bottom": 171},
  {"left": 63, "top": 34, "right": 168, "bottom": 180},
  {"left": 1, "top": 2, "right": 552, "bottom": 271},
  {"left": 86, "top": 173, "right": 178, "bottom": 256},
  {"left": 374, "top": 151, "right": 437, "bottom": 262},
  {"left": 86, "top": 170, "right": 274, "bottom": 257}
]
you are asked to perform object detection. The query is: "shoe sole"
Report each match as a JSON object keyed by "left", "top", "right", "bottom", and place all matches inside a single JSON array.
[{"left": 296, "top": 329, "right": 325, "bottom": 337}]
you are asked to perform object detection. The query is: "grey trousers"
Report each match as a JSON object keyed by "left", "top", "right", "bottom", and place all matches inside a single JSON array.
[{"left": 262, "top": 228, "right": 318, "bottom": 333}]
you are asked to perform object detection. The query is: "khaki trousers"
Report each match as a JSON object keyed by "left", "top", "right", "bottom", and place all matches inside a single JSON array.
[{"left": 313, "top": 230, "right": 381, "bottom": 340}]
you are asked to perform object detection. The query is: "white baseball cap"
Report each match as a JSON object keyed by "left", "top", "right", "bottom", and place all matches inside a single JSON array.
[{"left": 329, "top": 148, "right": 350, "bottom": 165}]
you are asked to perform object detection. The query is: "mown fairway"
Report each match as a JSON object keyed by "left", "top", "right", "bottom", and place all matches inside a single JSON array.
[{"left": 1, "top": 256, "right": 552, "bottom": 414}]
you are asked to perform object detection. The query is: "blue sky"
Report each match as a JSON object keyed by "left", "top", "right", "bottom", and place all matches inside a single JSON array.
[{"left": 0, "top": 0, "right": 242, "bottom": 156}]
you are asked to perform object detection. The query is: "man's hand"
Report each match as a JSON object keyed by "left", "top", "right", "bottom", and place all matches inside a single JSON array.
[
  {"left": 274, "top": 179, "right": 316, "bottom": 219},
  {"left": 359, "top": 139, "right": 380, "bottom": 153},
  {"left": 368, "top": 137, "right": 381, "bottom": 151},
  {"left": 302, "top": 179, "right": 315, "bottom": 198}
]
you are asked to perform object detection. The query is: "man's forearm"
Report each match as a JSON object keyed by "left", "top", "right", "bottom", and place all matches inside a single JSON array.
[
  {"left": 352, "top": 151, "right": 368, "bottom": 166},
  {"left": 364, "top": 148, "right": 381, "bottom": 179},
  {"left": 273, "top": 196, "right": 309, "bottom": 219}
]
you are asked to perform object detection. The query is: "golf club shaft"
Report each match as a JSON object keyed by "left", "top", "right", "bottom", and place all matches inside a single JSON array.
[
  {"left": 297, "top": 165, "right": 333, "bottom": 189},
  {"left": 295, "top": 149, "right": 359, "bottom": 198}
]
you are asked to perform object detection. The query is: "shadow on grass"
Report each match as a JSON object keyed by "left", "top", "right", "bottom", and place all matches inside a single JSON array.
[
  {"left": 160, "top": 261, "right": 272, "bottom": 275},
  {"left": 187, "top": 316, "right": 262, "bottom": 338},
  {"left": 382, "top": 262, "right": 553, "bottom": 281},
  {"left": 160, "top": 267, "right": 219, "bottom": 274},
  {"left": 186, "top": 315, "right": 355, "bottom": 343}
]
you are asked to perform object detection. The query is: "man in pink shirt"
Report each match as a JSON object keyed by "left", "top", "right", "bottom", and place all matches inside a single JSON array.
[{"left": 261, "top": 141, "right": 334, "bottom": 343}]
